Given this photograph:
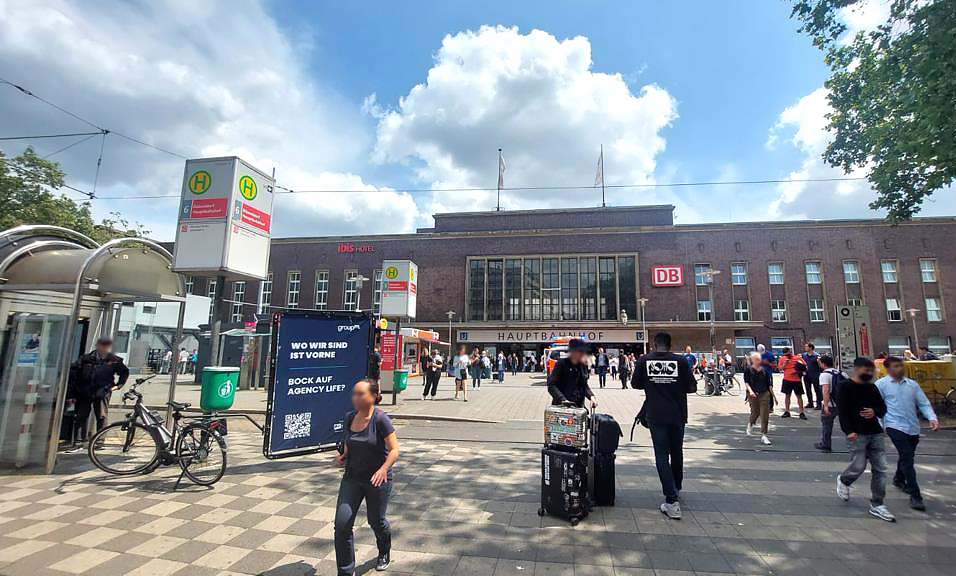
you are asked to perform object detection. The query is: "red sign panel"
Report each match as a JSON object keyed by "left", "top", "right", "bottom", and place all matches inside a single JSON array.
[
  {"left": 380, "top": 332, "right": 399, "bottom": 371},
  {"left": 240, "top": 202, "right": 271, "bottom": 233},
  {"left": 189, "top": 198, "right": 228, "bottom": 219},
  {"left": 652, "top": 266, "right": 684, "bottom": 287},
  {"left": 386, "top": 281, "right": 408, "bottom": 291}
]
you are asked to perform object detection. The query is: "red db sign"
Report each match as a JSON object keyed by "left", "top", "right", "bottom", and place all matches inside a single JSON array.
[{"left": 652, "top": 266, "right": 684, "bottom": 287}]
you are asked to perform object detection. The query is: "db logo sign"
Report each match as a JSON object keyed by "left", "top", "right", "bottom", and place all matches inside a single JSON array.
[
  {"left": 652, "top": 266, "right": 684, "bottom": 287},
  {"left": 647, "top": 360, "right": 678, "bottom": 376}
]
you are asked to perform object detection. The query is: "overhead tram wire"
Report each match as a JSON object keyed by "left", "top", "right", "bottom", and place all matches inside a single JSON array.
[
  {"left": 0, "top": 131, "right": 105, "bottom": 141},
  {"left": 3, "top": 161, "right": 96, "bottom": 199}
]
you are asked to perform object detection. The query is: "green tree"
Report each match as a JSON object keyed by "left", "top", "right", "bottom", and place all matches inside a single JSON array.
[
  {"left": 0, "top": 147, "right": 148, "bottom": 242},
  {"left": 791, "top": 0, "right": 956, "bottom": 220}
]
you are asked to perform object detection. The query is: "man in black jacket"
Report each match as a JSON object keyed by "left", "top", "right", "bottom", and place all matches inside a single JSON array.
[
  {"left": 69, "top": 337, "right": 129, "bottom": 441},
  {"left": 547, "top": 338, "right": 596, "bottom": 408},
  {"left": 835, "top": 357, "right": 894, "bottom": 522},
  {"left": 631, "top": 332, "right": 696, "bottom": 519}
]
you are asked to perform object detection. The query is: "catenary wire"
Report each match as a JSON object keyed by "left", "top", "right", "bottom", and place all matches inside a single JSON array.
[
  {"left": 0, "top": 131, "right": 104, "bottom": 141},
  {"left": 42, "top": 133, "right": 100, "bottom": 159}
]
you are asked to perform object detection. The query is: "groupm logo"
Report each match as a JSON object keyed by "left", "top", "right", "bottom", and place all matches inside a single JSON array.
[
  {"left": 646, "top": 360, "right": 678, "bottom": 376},
  {"left": 188, "top": 170, "right": 212, "bottom": 195},
  {"left": 238, "top": 175, "right": 257, "bottom": 200},
  {"left": 337, "top": 324, "right": 361, "bottom": 333}
]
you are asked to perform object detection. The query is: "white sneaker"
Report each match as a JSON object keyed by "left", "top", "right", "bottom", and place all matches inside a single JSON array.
[
  {"left": 869, "top": 504, "right": 896, "bottom": 522},
  {"left": 746, "top": 423, "right": 753, "bottom": 436},
  {"left": 760, "top": 434, "right": 771, "bottom": 445},
  {"left": 836, "top": 475, "right": 850, "bottom": 501},
  {"left": 659, "top": 501, "right": 682, "bottom": 520}
]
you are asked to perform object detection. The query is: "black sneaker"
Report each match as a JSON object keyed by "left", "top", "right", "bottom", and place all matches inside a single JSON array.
[
  {"left": 376, "top": 552, "right": 390, "bottom": 571},
  {"left": 781, "top": 412, "right": 791, "bottom": 418},
  {"left": 893, "top": 480, "right": 911, "bottom": 494},
  {"left": 814, "top": 442, "right": 832, "bottom": 453},
  {"left": 799, "top": 413, "right": 808, "bottom": 420},
  {"left": 910, "top": 498, "right": 926, "bottom": 511}
]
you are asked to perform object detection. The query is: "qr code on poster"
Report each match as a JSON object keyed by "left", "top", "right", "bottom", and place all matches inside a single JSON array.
[{"left": 283, "top": 412, "right": 311, "bottom": 440}]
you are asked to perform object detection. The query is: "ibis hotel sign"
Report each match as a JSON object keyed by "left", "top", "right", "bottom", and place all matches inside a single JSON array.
[
  {"left": 173, "top": 156, "right": 275, "bottom": 280},
  {"left": 380, "top": 259, "right": 418, "bottom": 319}
]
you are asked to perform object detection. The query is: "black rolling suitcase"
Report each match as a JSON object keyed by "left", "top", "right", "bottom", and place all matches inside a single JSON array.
[
  {"left": 538, "top": 447, "right": 589, "bottom": 525},
  {"left": 591, "top": 412, "right": 621, "bottom": 507},
  {"left": 593, "top": 452, "right": 616, "bottom": 506}
]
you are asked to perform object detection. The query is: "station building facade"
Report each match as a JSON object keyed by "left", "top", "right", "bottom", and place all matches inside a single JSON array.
[{"left": 187, "top": 205, "right": 956, "bottom": 363}]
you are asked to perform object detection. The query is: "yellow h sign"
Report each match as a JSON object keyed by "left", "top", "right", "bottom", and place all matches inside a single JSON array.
[
  {"left": 188, "top": 170, "right": 212, "bottom": 194},
  {"left": 238, "top": 176, "right": 257, "bottom": 200}
]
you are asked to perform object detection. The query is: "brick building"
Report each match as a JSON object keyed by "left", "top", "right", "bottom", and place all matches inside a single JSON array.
[{"left": 187, "top": 205, "right": 956, "bottom": 363}]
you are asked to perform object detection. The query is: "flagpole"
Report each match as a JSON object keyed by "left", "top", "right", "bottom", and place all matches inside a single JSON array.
[
  {"left": 497, "top": 148, "right": 502, "bottom": 211},
  {"left": 600, "top": 144, "right": 606, "bottom": 207}
]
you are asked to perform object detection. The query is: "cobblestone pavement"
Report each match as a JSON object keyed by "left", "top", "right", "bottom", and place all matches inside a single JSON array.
[{"left": 3, "top": 384, "right": 955, "bottom": 576}]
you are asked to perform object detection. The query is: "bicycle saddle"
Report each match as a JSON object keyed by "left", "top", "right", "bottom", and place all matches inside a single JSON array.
[{"left": 167, "top": 400, "right": 191, "bottom": 410}]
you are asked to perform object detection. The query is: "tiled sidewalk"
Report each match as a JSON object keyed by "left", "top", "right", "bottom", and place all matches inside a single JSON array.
[{"left": 2, "top": 418, "right": 956, "bottom": 576}]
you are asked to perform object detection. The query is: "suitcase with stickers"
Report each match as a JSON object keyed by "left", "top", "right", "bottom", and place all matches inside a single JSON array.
[
  {"left": 538, "top": 446, "right": 589, "bottom": 525},
  {"left": 544, "top": 404, "right": 589, "bottom": 449}
]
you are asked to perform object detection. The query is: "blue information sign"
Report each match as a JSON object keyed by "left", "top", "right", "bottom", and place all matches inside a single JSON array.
[{"left": 264, "top": 311, "right": 373, "bottom": 457}]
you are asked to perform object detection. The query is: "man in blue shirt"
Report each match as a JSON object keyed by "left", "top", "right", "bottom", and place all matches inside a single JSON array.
[
  {"left": 757, "top": 344, "right": 776, "bottom": 371},
  {"left": 876, "top": 355, "right": 939, "bottom": 511}
]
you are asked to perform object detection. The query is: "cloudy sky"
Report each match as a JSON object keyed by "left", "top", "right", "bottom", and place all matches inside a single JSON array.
[{"left": 1, "top": 0, "right": 951, "bottom": 240}]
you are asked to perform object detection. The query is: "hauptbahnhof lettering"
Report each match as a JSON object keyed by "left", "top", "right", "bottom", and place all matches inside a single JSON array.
[{"left": 186, "top": 205, "right": 956, "bottom": 360}]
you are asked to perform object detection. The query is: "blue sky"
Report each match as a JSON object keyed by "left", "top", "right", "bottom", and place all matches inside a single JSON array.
[{"left": 3, "top": 0, "right": 933, "bottom": 239}]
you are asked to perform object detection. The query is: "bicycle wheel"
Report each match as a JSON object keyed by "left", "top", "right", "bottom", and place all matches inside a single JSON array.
[
  {"left": 724, "top": 375, "right": 740, "bottom": 396},
  {"left": 89, "top": 422, "right": 160, "bottom": 475},
  {"left": 177, "top": 424, "right": 227, "bottom": 486}
]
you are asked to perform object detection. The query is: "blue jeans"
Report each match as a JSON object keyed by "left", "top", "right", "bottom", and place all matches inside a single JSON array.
[
  {"left": 334, "top": 477, "right": 391, "bottom": 575},
  {"left": 649, "top": 423, "right": 685, "bottom": 503}
]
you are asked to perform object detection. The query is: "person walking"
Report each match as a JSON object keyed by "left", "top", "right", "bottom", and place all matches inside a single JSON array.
[
  {"left": 510, "top": 352, "right": 519, "bottom": 375},
  {"left": 777, "top": 348, "right": 808, "bottom": 419},
  {"left": 69, "top": 336, "right": 130, "bottom": 442},
  {"left": 835, "top": 357, "right": 894, "bottom": 522},
  {"left": 368, "top": 346, "right": 382, "bottom": 384},
  {"left": 802, "top": 342, "right": 821, "bottom": 409},
  {"left": 632, "top": 332, "right": 696, "bottom": 520},
  {"left": 743, "top": 351, "right": 774, "bottom": 445},
  {"left": 470, "top": 349, "right": 482, "bottom": 389},
  {"left": 876, "top": 355, "right": 939, "bottom": 511},
  {"left": 423, "top": 350, "right": 443, "bottom": 400},
  {"left": 453, "top": 345, "right": 469, "bottom": 402},
  {"left": 595, "top": 347, "right": 610, "bottom": 389},
  {"left": 547, "top": 338, "right": 596, "bottom": 408},
  {"left": 619, "top": 353, "right": 631, "bottom": 390},
  {"left": 334, "top": 379, "right": 399, "bottom": 574},
  {"left": 815, "top": 354, "right": 842, "bottom": 453},
  {"left": 419, "top": 351, "right": 430, "bottom": 389},
  {"left": 496, "top": 351, "right": 507, "bottom": 383},
  {"left": 610, "top": 354, "right": 619, "bottom": 379}
]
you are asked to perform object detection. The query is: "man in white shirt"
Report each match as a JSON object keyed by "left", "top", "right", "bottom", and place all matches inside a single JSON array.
[
  {"left": 453, "top": 346, "right": 470, "bottom": 402},
  {"left": 178, "top": 348, "right": 189, "bottom": 373}
]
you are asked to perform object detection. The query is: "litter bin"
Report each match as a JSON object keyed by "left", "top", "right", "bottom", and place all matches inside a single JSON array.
[
  {"left": 200, "top": 366, "right": 239, "bottom": 412},
  {"left": 393, "top": 369, "right": 409, "bottom": 394}
]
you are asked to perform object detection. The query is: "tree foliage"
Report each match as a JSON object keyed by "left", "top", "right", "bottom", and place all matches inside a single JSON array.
[
  {"left": 0, "top": 147, "right": 148, "bottom": 242},
  {"left": 791, "top": 0, "right": 956, "bottom": 220}
]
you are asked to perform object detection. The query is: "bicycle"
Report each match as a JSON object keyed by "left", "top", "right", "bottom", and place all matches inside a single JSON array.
[
  {"left": 697, "top": 367, "right": 739, "bottom": 397},
  {"left": 943, "top": 386, "right": 956, "bottom": 418},
  {"left": 88, "top": 375, "right": 227, "bottom": 487}
]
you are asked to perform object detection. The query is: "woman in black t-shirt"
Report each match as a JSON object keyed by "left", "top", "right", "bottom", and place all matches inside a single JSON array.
[
  {"left": 334, "top": 379, "right": 399, "bottom": 575},
  {"left": 744, "top": 351, "right": 775, "bottom": 445}
]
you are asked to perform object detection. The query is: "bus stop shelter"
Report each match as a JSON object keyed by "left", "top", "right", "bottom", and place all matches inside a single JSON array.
[{"left": 0, "top": 225, "right": 187, "bottom": 474}]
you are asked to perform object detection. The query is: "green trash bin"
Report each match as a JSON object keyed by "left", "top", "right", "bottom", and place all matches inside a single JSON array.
[
  {"left": 200, "top": 366, "right": 239, "bottom": 412},
  {"left": 392, "top": 369, "right": 409, "bottom": 394}
]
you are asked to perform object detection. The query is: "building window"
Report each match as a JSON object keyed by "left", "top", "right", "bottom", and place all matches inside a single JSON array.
[
  {"left": 314, "top": 271, "right": 329, "bottom": 310},
  {"left": 541, "top": 258, "right": 560, "bottom": 320},
  {"left": 617, "top": 256, "right": 637, "bottom": 320},
  {"left": 928, "top": 336, "right": 951, "bottom": 356},
  {"left": 505, "top": 259, "right": 522, "bottom": 321},
  {"left": 343, "top": 270, "right": 359, "bottom": 311},
  {"left": 771, "top": 299, "right": 787, "bottom": 322},
  {"left": 768, "top": 262, "right": 784, "bottom": 285},
  {"left": 207, "top": 278, "right": 217, "bottom": 321},
  {"left": 287, "top": 271, "right": 301, "bottom": 309},
  {"left": 886, "top": 297, "right": 902, "bottom": 321},
  {"left": 734, "top": 337, "right": 755, "bottom": 358},
  {"left": 258, "top": 273, "right": 272, "bottom": 314},
  {"left": 843, "top": 261, "right": 860, "bottom": 284},
  {"left": 734, "top": 299, "right": 750, "bottom": 322},
  {"left": 811, "top": 337, "right": 833, "bottom": 357},
  {"left": 184, "top": 275, "right": 194, "bottom": 294},
  {"left": 770, "top": 337, "right": 793, "bottom": 355},
  {"left": 731, "top": 263, "right": 748, "bottom": 285},
  {"left": 523, "top": 258, "right": 542, "bottom": 321},
  {"left": 372, "top": 269, "right": 383, "bottom": 314},
  {"left": 580, "top": 257, "right": 597, "bottom": 321},
  {"left": 809, "top": 298, "right": 825, "bottom": 322},
  {"left": 888, "top": 336, "right": 910, "bottom": 356},
  {"left": 926, "top": 297, "right": 942, "bottom": 322},
  {"left": 487, "top": 259, "right": 504, "bottom": 321},
  {"left": 231, "top": 281, "right": 245, "bottom": 322},
  {"left": 560, "top": 258, "right": 578, "bottom": 321},
  {"left": 920, "top": 258, "right": 938, "bottom": 283},
  {"left": 694, "top": 263, "right": 713, "bottom": 286},
  {"left": 697, "top": 300, "right": 712, "bottom": 322},
  {"left": 598, "top": 257, "right": 618, "bottom": 321},
  {"left": 848, "top": 297, "right": 863, "bottom": 307},
  {"left": 805, "top": 261, "right": 822, "bottom": 285},
  {"left": 468, "top": 260, "right": 486, "bottom": 321},
  {"left": 881, "top": 260, "right": 898, "bottom": 283}
]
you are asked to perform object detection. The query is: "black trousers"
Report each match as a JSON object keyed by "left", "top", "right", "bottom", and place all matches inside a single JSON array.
[
  {"left": 597, "top": 370, "right": 607, "bottom": 388},
  {"left": 74, "top": 394, "right": 109, "bottom": 440},
  {"left": 804, "top": 376, "right": 820, "bottom": 406},
  {"left": 886, "top": 427, "right": 921, "bottom": 500},
  {"left": 820, "top": 408, "right": 836, "bottom": 450},
  {"left": 423, "top": 372, "right": 440, "bottom": 397},
  {"left": 649, "top": 423, "right": 685, "bottom": 504},
  {"left": 335, "top": 476, "right": 391, "bottom": 575}
]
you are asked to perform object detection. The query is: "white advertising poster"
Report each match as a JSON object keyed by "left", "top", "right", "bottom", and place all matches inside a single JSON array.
[
  {"left": 380, "top": 260, "right": 418, "bottom": 319},
  {"left": 172, "top": 156, "right": 274, "bottom": 280}
]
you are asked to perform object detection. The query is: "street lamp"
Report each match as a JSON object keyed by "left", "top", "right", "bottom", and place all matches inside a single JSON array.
[
  {"left": 446, "top": 310, "right": 456, "bottom": 351},
  {"left": 906, "top": 308, "right": 920, "bottom": 353},
  {"left": 354, "top": 274, "right": 369, "bottom": 311},
  {"left": 699, "top": 269, "right": 721, "bottom": 365},
  {"left": 638, "top": 298, "right": 649, "bottom": 351}
]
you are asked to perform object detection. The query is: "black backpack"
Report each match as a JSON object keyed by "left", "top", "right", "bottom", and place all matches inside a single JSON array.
[
  {"left": 826, "top": 369, "right": 847, "bottom": 406},
  {"left": 592, "top": 413, "right": 623, "bottom": 454}
]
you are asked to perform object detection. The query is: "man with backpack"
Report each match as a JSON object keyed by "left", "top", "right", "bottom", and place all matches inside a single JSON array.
[
  {"left": 777, "top": 348, "right": 808, "bottom": 419},
  {"left": 68, "top": 336, "right": 130, "bottom": 442},
  {"left": 632, "top": 332, "right": 696, "bottom": 520},
  {"left": 815, "top": 354, "right": 842, "bottom": 452}
]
